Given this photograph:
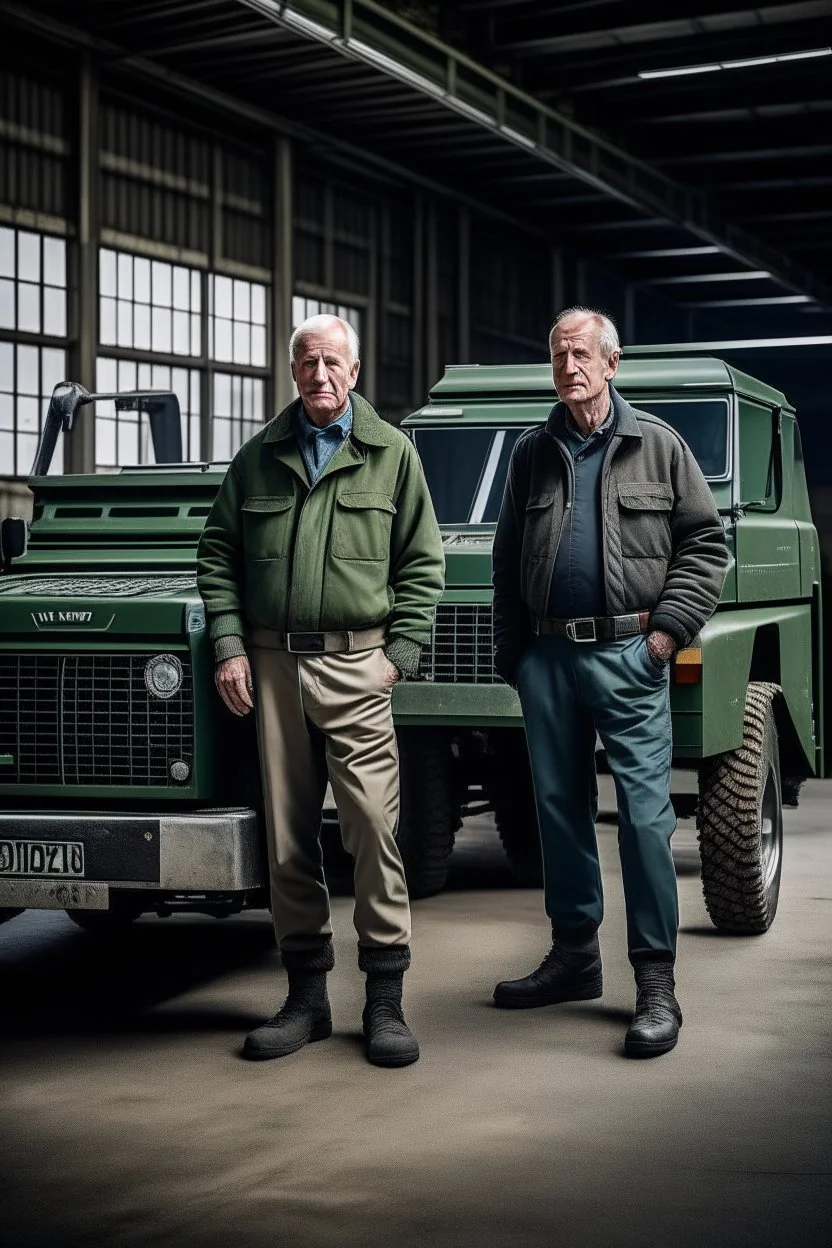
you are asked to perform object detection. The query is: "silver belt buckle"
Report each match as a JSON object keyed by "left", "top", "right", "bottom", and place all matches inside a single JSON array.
[
  {"left": 286, "top": 632, "right": 326, "bottom": 654},
  {"left": 565, "top": 617, "right": 597, "bottom": 643}
]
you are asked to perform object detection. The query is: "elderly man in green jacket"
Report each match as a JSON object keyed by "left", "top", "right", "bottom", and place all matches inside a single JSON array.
[{"left": 197, "top": 314, "right": 444, "bottom": 1067}]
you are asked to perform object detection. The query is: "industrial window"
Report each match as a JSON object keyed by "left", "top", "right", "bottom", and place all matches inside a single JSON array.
[
  {"left": 210, "top": 275, "right": 268, "bottom": 367},
  {"left": 212, "top": 372, "right": 265, "bottom": 459},
  {"left": 0, "top": 342, "right": 66, "bottom": 477},
  {"left": 292, "top": 296, "right": 362, "bottom": 343},
  {"left": 96, "top": 246, "right": 270, "bottom": 467},
  {"left": 0, "top": 227, "right": 67, "bottom": 338},
  {"left": 99, "top": 249, "right": 201, "bottom": 356},
  {"left": 95, "top": 358, "right": 201, "bottom": 469},
  {"left": 0, "top": 226, "right": 69, "bottom": 476}
]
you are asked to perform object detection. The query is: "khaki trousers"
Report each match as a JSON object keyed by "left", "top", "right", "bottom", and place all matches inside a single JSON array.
[{"left": 249, "top": 640, "right": 411, "bottom": 952}]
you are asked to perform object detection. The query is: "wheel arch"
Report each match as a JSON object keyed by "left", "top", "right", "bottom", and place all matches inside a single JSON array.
[{"left": 698, "top": 606, "right": 816, "bottom": 775}]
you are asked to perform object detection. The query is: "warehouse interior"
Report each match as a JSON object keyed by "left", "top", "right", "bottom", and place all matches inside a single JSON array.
[{"left": 0, "top": 0, "right": 830, "bottom": 521}]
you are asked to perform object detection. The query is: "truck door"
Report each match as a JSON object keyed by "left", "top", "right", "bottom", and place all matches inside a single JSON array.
[{"left": 733, "top": 399, "right": 801, "bottom": 602}]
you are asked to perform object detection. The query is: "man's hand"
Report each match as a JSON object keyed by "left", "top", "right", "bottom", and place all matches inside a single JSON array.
[
  {"left": 381, "top": 654, "right": 401, "bottom": 688},
  {"left": 216, "top": 655, "right": 255, "bottom": 716},
  {"left": 646, "top": 630, "right": 677, "bottom": 667}
]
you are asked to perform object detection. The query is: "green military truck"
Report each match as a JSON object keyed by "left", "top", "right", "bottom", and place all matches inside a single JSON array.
[
  {"left": 397, "top": 352, "right": 823, "bottom": 933},
  {"left": 0, "top": 357, "right": 822, "bottom": 936}
]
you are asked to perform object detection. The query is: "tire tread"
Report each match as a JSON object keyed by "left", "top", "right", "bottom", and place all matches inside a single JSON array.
[{"left": 697, "top": 682, "right": 782, "bottom": 934}]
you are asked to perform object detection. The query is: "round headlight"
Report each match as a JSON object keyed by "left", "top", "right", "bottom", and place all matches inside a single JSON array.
[{"left": 144, "top": 654, "right": 183, "bottom": 700}]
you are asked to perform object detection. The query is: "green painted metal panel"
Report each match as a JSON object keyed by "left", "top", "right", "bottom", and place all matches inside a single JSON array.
[
  {"left": 697, "top": 606, "right": 817, "bottom": 768},
  {"left": 405, "top": 357, "right": 791, "bottom": 419},
  {"left": 393, "top": 680, "right": 523, "bottom": 726}
]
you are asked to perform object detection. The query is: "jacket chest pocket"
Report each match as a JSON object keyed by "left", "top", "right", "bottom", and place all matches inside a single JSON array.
[
  {"left": 241, "top": 495, "right": 294, "bottom": 560},
  {"left": 522, "top": 494, "right": 555, "bottom": 561},
  {"left": 332, "top": 492, "right": 396, "bottom": 562},
  {"left": 617, "top": 483, "right": 673, "bottom": 559}
]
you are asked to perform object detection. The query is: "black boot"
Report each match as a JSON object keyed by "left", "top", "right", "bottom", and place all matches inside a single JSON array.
[
  {"left": 493, "top": 932, "right": 602, "bottom": 1009},
  {"left": 242, "top": 941, "right": 334, "bottom": 1060},
  {"left": 359, "top": 945, "right": 419, "bottom": 1068},
  {"left": 625, "top": 960, "right": 682, "bottom": 1058}
]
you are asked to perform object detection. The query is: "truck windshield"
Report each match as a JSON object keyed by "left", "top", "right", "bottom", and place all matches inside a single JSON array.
[{"left": 412, "top": 398, "right": 728, "bottom": 525}]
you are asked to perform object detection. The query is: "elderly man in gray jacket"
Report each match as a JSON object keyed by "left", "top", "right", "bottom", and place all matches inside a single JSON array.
[{"left": 492, "top": 307, "right": 729, "bottom": 1057}]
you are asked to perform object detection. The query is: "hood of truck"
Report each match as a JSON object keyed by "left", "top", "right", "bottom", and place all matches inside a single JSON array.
[
  {"left": 13, "top": 468, "right": 226, "bottom": 574},
  {"left": 0, "top": 572, "right": 205, "bottom": 638},
  {"left": 441, "top": 528, "right": 495, "bottom": 586},
  {"left": 440, "top": 525, "right": 738, "bottom": 605}
]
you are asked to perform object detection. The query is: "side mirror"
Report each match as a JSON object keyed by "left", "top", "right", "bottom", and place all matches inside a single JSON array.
[
  {"left": 31, "top": 380, "right": 92, "bottom": 477},
  {"left": 1, "top": 516, "right": 28, "bottom": 571},
  {"left": 30, "top": 381, "right": 184, "bottom": 477}
]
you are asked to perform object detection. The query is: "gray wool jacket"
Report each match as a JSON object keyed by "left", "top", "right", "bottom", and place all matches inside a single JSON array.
[{"left": 491, "top": 385, "right": 730, "bottom": 684}]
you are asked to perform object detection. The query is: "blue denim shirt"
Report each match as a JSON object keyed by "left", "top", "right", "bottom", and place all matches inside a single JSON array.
[
  {"left": 293, "top": 401, "right": 353, "bottom": 483},
  {"left": 546, "top": 405, "right": 616, "bottom": 619}
]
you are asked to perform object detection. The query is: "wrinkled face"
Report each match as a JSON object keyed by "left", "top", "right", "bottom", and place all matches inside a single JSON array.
[
  {"left": 550, "top": 315, "right": 619, "bottom": 409},
  {"left": 291, "top": 325, "right": 360, "bottom": 424}
]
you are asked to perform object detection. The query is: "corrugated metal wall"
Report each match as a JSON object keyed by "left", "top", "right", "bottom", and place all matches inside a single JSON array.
[{"left": 0, "top": 70, "right": 69, "bottom": 225}]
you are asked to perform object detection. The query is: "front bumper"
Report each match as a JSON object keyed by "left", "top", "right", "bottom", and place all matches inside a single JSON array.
[{"left": 0, "top": 808, "right": 265, "bottom": 910}]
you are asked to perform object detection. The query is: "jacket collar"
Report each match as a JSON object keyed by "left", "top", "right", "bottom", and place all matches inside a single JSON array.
[
  {"left": 545, "top": 384, "right": 642, "bottom": 441},
  {"left": 263, "top": 392, "right": 396, "bottom": 447}
]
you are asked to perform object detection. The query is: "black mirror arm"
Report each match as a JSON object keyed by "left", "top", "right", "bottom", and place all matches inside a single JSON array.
[
  {"left": 30, "top": 385, "right": 183, "bottom": 477},
  {"left": 30, "top": 381, "right": 94, "bottom": 477}
]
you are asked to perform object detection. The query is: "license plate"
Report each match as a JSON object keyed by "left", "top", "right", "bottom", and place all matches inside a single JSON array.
[{"left": 0, "top": 839, "right": 85, "bottom": 878}]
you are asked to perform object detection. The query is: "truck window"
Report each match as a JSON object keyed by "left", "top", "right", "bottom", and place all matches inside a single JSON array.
[
  {"left": 412, "top": 398, "right": 728, "bottom": 525},
  {"left": 413, "top": 427, "right": 527, "bottom": 525},
  {"left": 633, "top": 399, "right": 729, "bottom": 479},
  {"left": 738, "top": 400, "right": 780, "bottom": 511}
]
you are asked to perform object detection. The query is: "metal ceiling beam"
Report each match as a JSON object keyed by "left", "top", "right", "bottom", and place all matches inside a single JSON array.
[
  {"left": 498, "top": 1, "right": 832, "bottom": 56},
  {"left": 748, "top": 210, "right": 832, "bottom": 223},
  {"left": 572, "top": 218, "right": 675, "bottom": 233},
  {"left": 644, "top": 271, "right": 775, "bottom": 285},
  {"left": 133, "top": 24, "right": 282, "bottom": 57},
  {"left": 614, "top": 245, "right": 722, "bottom": 258},
  {"left": 621, "top": 334, "right": 832, "bottom": 350},
  {"left": 656, "top": 144, "right": 832, "bottom": 167},
  {"left": 229, "top": 0, "right": 832, "bottom": 307},
  {"left": 683, "top": 295, "right": 813, "bottom": 307},
  {"left": 0, "top": 0, "right": 549, "bottom": 241}
]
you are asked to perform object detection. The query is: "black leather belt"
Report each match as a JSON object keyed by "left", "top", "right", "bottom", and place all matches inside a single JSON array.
[
  {"left": 249, "top": 625, "right": 387, "bottom": 654},
  {"left": 535, "top": 612, "right": 650, "bottom": 643}
]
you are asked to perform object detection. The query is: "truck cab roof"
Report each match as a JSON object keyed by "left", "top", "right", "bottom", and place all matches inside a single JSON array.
[{"left": 404, "top": 355, "right": 792, "bottom": 425}]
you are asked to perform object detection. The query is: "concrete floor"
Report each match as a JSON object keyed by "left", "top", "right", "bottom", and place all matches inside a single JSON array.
[{"left": 1, "top": 777, "right": 830, "bottom": 1248}]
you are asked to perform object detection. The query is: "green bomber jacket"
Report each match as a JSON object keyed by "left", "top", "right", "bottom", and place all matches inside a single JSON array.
[{"left": 196, "top": 392, "right": 445, "bottom": 676}]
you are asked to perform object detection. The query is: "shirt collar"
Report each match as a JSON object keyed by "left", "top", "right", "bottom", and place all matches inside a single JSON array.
[
  {"left": 565, "top": 402, "right": 615, "bottom": 445},
  {"left": 295, "top": 399, "right": 353, "bottom": 443}
]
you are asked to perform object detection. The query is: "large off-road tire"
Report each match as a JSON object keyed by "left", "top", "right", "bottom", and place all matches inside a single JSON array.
[
  {"left": 697, "top": 682, "right": 784, "bottom": 934},
  {"left": 67, "top": 901, "right": 142, "bottom": 933},
  {"left": 485, "top": 729, "right": 544, "bottom": 887},
  {"left": 396, "top": 726, "right": 458, "bottom": 899}
]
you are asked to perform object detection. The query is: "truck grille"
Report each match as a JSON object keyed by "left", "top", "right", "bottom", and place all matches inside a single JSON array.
[
  {"left": 419, "top": 604, "right": 498, "bottom": 684},
  {"left": 0, "top": 653, "right": 193, "bottom": 787}
]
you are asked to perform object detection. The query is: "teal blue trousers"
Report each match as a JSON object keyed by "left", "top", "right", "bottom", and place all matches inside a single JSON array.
[{"left": 516, "top": 633, "right": 678, "bottom": 962}]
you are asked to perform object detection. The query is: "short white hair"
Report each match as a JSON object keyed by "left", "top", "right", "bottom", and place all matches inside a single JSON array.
[
  {"left": 289, "top": 314, "right": 360, "bottom": 366},
  {"left": 550, "top": 306, "right": 620, "bottom": 358}
]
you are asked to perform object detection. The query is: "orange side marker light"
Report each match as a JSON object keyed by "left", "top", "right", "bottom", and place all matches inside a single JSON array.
[{"left": 674, "top": 647, "right": 703, "bottom": 685}]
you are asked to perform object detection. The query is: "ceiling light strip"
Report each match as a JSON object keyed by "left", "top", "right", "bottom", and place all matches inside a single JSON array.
[{"left": 640, "top": 47, "right": 831, "bottom": 80}]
